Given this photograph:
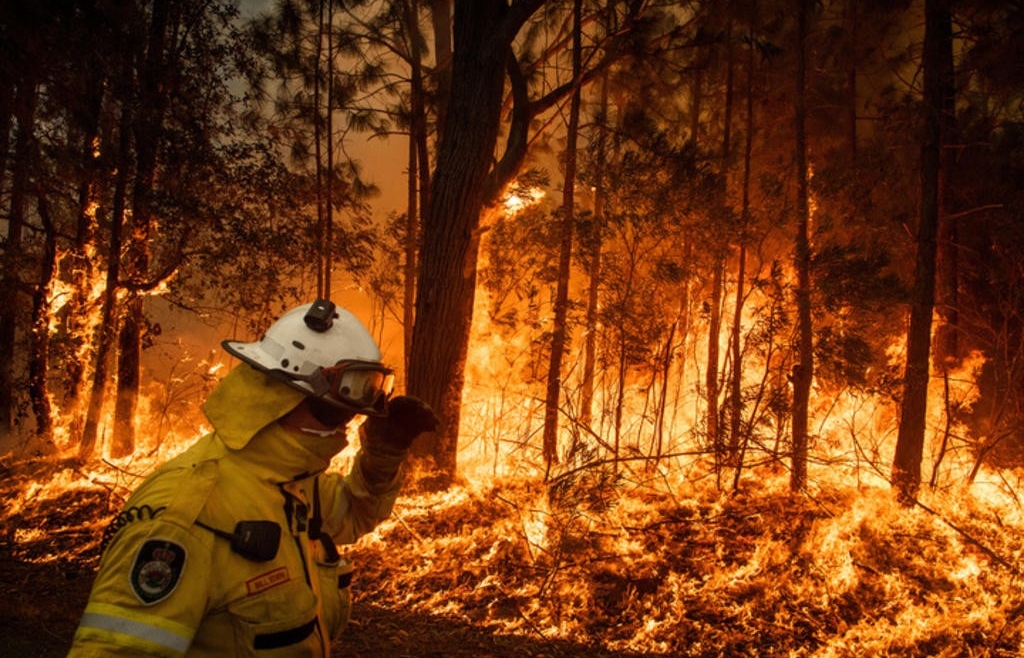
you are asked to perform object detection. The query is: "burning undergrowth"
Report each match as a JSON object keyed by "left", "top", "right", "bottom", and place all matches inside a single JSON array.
[
  {"left": 2, "top": 457, "right": 1023, "bottom": 657},
  {"left": 345, "top": 466, "right": 1024, "bottom": 657}
]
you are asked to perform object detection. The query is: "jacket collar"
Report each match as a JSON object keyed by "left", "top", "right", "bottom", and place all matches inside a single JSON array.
[{"left": 202, "top": 364, "right": 305, "bottom": 450}]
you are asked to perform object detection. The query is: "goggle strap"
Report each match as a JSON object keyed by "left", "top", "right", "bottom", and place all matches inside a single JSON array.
[
  {"left": 273, "top": 368, "right": 331, "bottom": 397},
  {"left": 304, "top": 370, "right": 332, "bottom": 397}
]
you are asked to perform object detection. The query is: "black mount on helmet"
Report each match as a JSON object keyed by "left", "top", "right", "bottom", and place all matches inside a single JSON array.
[{"left": 303, "top": 299, "right": 337, "bottom": 333}]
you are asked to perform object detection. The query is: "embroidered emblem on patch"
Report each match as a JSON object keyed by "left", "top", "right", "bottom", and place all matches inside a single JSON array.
[
  {"left": 246, "top": 566, "right": 291, "bottom": 596},
  {"left": 130, "top": 539, "right": 186, "bottom": 605}
]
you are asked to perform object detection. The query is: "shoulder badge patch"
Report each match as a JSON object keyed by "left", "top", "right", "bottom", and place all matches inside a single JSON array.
[{"left": 130, "top": 539, "right": 186, "bottom": 605}]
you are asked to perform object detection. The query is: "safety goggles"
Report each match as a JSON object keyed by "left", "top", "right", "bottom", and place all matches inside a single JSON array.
[{"left": 313, "top": 360, "right": 394, "bottom": 413}]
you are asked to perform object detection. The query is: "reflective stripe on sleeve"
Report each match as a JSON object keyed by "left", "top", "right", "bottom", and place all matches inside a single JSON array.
[{"left": 77, "top": 605, "right": 193, "bottom": 656}]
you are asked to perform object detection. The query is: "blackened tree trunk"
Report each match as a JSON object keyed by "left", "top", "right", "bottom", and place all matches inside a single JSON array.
[
  {"left": 407, "top": 0, "right": 544, "bottom": 485},
  {"left": 79, "top": 66, "right": 135, "bottom": 461},
  {"left": 542, "top": 0, "right": 583, "bottom": 472},
  {"left": 790, "top": 0, "right": 813, "bottom": 493},
  {"left": 729, "top": 27, "right": 757, "bottom": 488},
  {"left": 0, "top": 75, "right": 38, "bottom": 431},
  {"left": 113, "top": 0, "right": 173, "bottom": 458},
  {"left": 932, "top": 0, "right": 959, "bottom": 370},
  {"left": 892, "top": 0, "right": 952, "bottom": 505},
  {"left": 403, "top": 0, "right": 431, "bottom": 379},
  {"left": 29, "top": 191, "right": 58, "bottom": 439}
]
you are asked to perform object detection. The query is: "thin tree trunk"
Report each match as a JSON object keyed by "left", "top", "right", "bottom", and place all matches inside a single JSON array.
[
  {"left": 933, "top": 0, "right": 959, "bottom": 370},
  {"left": 29, "top": 173, "right": 57, "bottom": 440},
  {"left": 324, "top": 0, "right": 336, "bottom": 301},
  {"left": 728, "top": 26, "right": 758, "bottom": 473},
  {"left": 653, "top": 317, "right": 677, "bottom": 464},
  {"left": 403, "top": 0, "right": 429, "bottom": 381},
  {"left": 580, "top": 70, "right": 609, "bottom": 429},
  {"left": 79, "top": 87, "right": 134, "bottom": 461},
  {"left": 711, "top": 11, "right": 736, "bottom": 486},
  {"left": 113, "top": 0, "right": 174, "bottom": 458},
  {"left": 0, "top": 76, "right": 37, "bottom": 431},
  {"left": 791, "top": 0, "right": 814, "bottom": 493},
  {"left": 707, "top": 262, "right": 723, "bottom": 474},
  {"left": 64, "top": 57, "right": 107, "bottom": 418},
  {"left": 313, "top": 0, "right": 327, "bottom": 298},
  {"left": 892, "top": 0, "right": 952, "bottom": 504},
  {"left": 542, "top": 0, "right": 583, "bottom": 472}
]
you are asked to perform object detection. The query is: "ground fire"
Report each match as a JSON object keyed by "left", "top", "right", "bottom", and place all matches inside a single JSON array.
[{"left": 2, "top": 307, "right": 1023, "bottom": 656}]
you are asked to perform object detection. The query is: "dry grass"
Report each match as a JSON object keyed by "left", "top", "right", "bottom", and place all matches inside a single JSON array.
[{"left": 2, "top": 457, "right": 1022, "bottom": 657}]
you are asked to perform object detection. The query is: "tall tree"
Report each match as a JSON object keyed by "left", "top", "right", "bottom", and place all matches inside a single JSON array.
[
  {"left": 542, "top": 0, "right": 584, "bottom": 472},
  {"left": 408, "top": 0, "right": 546, "bottom": 482},
  {"left": 112, "top": 0, "right": 174, "bottom": 457},
  {"left": 0, "top": 0, "right": 43, "bottom": 432},
  {"left": 790, "top": 0, "right": 813, "bottom": 492},
  {"left": 579, "top": 69, "right": 609, "bottom": 430},
  {"left": 892, "top": 0, "right": 953, "bottom": 504}
]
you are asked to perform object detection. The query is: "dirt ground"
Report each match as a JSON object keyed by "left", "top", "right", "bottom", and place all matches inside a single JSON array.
[{"left": 0, "top": 558, "right": 644, "bottom": 658}]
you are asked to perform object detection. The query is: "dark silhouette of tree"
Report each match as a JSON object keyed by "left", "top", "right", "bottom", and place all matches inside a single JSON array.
[
  {"left": 892, "top": 0, "right": 953, "bottom": 504},
  {"left": 790, "top": 0, "right": 813, "bottom": 492}
]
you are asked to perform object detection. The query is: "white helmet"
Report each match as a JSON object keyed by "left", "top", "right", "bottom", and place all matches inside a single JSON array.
[{"left": 223, "top": 300, "right": 394, "bottom": 416}]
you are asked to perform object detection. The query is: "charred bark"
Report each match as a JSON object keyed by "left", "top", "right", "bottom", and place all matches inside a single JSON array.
[
  {"left": 0, "top": 75, "right": 38, "bottom": 432},
  {"left": 407, "top": 0, "right": 544, "bottom": 486},
  {"left": 403, "top": 0, "right": 431, "bottom": 380},
  {"left": 28, "top": 177, "right": 58, "bottom": 440},
  {"left": 113, "top": 0, "right": 174, "bottom": 458},
  {"left": 790, "top": 0, "right": 813, "bottom": 493},
  {"left": 892, "top": 0, "right": 952, "bottom": 504}
]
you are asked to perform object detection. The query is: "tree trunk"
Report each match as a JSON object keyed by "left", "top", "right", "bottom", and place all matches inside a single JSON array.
[
  {"left": 790, "top": 0, "right": 813, "bottom": 493},
  {"left": 29, "top": 168, "right": 57, "bottom": 441},
  {"left": 63, "top": 49, "right": 107, "bottom": 419},
  {"left": 932, "top": 0, "right": 959, "bottom": 370},
  {"left": 403, "top": 0, "right": 430, "bottom": 381},
  {"left": 728, "top": 26, "right": 758, "bottom": 474},
  {"left": 408, "top": 0, "right": 542, "bottom": 485},
  {"left": 706, "top": 262, "right": 723, "bottom": 471},
  {"left": 541, "top": 0, "right": 583, "bottom": 472},
  {"left": 313, "top": 0, "right": 327, "bottom": 297},
  {"left": 0, "top": 76, "right": 37, "bottom": 431},
  {"left": 112, "top": 294, "right": 142, "bottom": 458},
  {"left": 892, "top": 0, "right": 952, "bottom": 504},
  {"left": 79, "top": 83, "right": 134, "bottom": 461},
  {"left": 113, "top": 0, "right": 173, "bottom": 458},
  {"left": 580, "top": 70, "right": 609, "bottom": 430}
]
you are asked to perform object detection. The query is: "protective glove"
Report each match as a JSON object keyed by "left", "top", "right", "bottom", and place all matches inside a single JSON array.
[
  {"left": 359, "top": 396, "right": 438, "bottom": 490},
  {"left": 363, "top": 395, "right": 439, "bottom": 453}
]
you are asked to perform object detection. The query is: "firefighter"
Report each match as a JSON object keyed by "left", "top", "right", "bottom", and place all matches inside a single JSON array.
[{"left": 67, "top": 299, "right": 438, "bottom": 657}]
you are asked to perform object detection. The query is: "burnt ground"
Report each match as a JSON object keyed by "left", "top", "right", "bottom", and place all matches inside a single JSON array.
[
  {"left": 0, "top": 557, "right": 648, "bottom": 658},
  {"left": 0, "top": 563, "right": 650, "bottom": 658}
]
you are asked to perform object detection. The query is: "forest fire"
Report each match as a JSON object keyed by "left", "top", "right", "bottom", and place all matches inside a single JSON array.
[
  {"left": 3, "top": 317, "right": 1023, "bottom": 656},
  {"left": 3, "top": 0, "right": 1024, "bottom": 656}
]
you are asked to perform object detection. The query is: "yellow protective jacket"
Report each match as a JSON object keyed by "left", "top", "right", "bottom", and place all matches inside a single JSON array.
[{"left": 68, "top": 365, "right": 405, "bottom": 658}]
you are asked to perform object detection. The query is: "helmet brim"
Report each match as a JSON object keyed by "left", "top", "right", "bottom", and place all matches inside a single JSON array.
[{"left": 222, "top": 339, "right": 388, "bottom": 417}]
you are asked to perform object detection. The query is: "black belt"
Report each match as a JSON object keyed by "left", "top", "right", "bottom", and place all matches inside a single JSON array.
[{"left": 254, "top": 619, "right": 316, "bottom": 650}]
